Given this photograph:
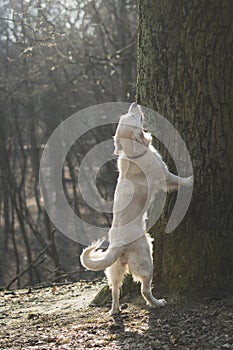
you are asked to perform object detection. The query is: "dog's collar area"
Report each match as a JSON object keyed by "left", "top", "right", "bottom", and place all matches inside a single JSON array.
[{"left": 126, "top": 150, "right": 147, "bottom": 159}]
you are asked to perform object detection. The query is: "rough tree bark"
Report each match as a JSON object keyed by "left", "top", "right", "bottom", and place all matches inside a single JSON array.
[{"left": 137, "top": 0, "right": 233, "bottom": 290}]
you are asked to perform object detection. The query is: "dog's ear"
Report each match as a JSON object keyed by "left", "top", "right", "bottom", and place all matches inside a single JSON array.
[
  {"left": 132, "top": 130, "right": 151, "bottom": 147},
  {"left": 114, "top": 136, "right": 122, "bottom": 155},
  {"left": 142, "top": 131, "right": 152, "bottom": 147},
  {"left": 132, "top": 130, "right": 145, "bottom": 145}
]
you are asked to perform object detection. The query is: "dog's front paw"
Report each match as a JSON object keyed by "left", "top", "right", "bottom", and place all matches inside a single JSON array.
[{"left": 183, "top": 176, "right": 194, "bottom": 187}]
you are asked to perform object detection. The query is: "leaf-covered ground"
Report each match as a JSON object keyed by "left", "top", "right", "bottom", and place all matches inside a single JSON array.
[{"left": 0, "top": 280, "right": 232, "bottom": 349}]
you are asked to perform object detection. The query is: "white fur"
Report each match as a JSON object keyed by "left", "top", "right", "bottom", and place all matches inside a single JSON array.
[{"left": 80, "top": 102, "right": 193, "bottom": 315}]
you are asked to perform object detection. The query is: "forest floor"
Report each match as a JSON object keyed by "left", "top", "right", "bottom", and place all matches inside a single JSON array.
[{"left": 0, "top": 279, "right": 232, "bottom": 350}]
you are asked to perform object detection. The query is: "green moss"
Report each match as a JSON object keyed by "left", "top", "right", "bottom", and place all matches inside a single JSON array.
[
  {"left": 92, "top": 275, "right": 141, "bottom": 306},
  {"left": 91, "top": 285, "right": 111, "bottom": 306}
]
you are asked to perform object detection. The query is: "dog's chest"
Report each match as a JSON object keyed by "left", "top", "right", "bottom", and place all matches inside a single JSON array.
[
  {"left": 119, "top": 159, "right": 144, "bottom": 178},
  {"left": 118, "top": 152, "right": 167, "bottom": 200}
]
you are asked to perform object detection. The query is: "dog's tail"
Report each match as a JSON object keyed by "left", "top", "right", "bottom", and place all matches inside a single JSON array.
[{"left": 80, "top": 239, "right": 124, "bottom": 271}]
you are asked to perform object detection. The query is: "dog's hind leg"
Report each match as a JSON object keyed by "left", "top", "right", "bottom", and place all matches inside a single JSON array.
[
  {"left": 105, "top": 259, "right": 127, "bottom": 315},
  {"left": 140, "top": 274, "right": 167, "bottom": 308},
  {"left": 127, "top": 242, "right": 167, "bottom": 308}
]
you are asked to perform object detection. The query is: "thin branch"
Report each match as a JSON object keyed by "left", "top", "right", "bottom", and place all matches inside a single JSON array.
[
  {"left": 2, "top": 241, "right": 53, "bottom": 290},
  {"left": 88, "top": 40, "right": 136, "bottom": 64}
]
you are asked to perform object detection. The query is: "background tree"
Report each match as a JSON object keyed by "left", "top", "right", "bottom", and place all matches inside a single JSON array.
[
  {"left": 137, "top": 0, "right": 233, "bottom": 290},
  {"left": 0, "top": 0, "right": 137, "bottom": 288}
]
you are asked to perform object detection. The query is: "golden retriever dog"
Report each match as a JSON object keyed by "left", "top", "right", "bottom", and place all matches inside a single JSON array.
[{"left": 81, "top": 102, "right": 193, "bottom": 315}]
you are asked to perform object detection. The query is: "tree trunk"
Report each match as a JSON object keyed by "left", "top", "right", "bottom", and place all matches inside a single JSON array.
[{"left": 137, "top": 0, "right": 233, "bottom": 290}]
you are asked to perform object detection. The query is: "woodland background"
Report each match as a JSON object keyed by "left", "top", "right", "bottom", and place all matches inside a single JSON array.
[
  {"left": 0, "top": 0, "right": 137, "bottom": 289},
  {"left": 0, "top": 2, "right": 232, "bottom": 348},
  {"left": 1, "top": 0, "right": 233, "bottom": 293}
]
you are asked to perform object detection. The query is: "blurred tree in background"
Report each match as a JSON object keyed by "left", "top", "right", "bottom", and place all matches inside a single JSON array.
[{"left": 0, "top": 0, "right": 137, "bottom": 288}]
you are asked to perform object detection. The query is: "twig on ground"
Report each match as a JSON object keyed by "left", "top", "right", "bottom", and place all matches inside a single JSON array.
[{"left": 2, "top": 242, "right": 52, "bottom": 290}]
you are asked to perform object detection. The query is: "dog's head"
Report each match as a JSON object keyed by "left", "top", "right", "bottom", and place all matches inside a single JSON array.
[{"left": 114, "top": 102, "right": 151, "bottom": 156}]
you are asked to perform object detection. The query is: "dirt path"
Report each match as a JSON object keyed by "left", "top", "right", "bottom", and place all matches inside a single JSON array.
[
  {"left": 0, "top": 280, "right": 104, "bottom": 319},
  {"left": 0, "top": 281, "right": 233, "bottom": 349}
]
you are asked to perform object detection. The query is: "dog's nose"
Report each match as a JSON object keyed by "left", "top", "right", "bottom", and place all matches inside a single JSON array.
[{"left": 128, "top": 102, "right": 138, "bottom": 114}]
